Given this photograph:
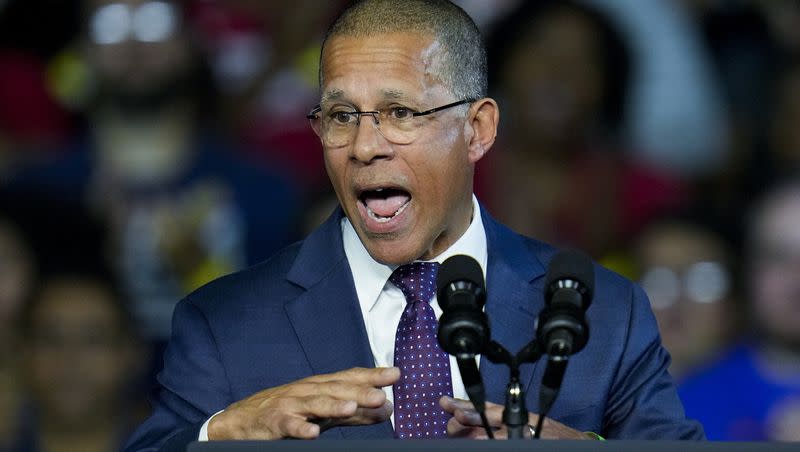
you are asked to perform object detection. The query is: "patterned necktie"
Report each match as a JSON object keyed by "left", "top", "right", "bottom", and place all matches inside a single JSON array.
[{"left": 390, "top": 262, "right": 453, "bottom": 439}]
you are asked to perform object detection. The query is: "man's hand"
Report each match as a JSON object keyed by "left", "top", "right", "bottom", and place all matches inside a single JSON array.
[
  {"left": 208, "top": 367, "right": 400, "bottom": 440},
  {"left": 440, "top": 396, "right": 588, "bottom": 440}
]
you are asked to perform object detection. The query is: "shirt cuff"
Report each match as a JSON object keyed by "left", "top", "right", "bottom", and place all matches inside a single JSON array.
[{"left": 198, "top": 410, "right": 225, "bottom": 441}]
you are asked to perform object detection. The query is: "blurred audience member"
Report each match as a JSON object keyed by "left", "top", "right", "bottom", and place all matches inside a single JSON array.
[
  {"left": 0, "top": 190, "right": 116, "bottom": 451},
  {"left": 0, "top": 1, "right": 79, "bottom": 177},
  {"left": 485, "top": 0, "right": 686, "bottom": 257},
  {"left": 762, "top": 60, "right": 800, "bottom": 186},
  {"left": 11, "top": 0, "right": 301, "bottom": 340},
  {"left": 0, "top": 218, "right": 35, "bottom": 452},
  {"left": 679, "top": 182, "right": 800, "bottom": 441},
  {"left": 686, "top": 2, "right": 779, "bottom": 249},
  {"left": 188, "top": 0, "right": 344, "bottom": 193},
  {"left": 634, "top": 215, "right": 737, "bottom": 380},
  {"left": 0, "top": 218, "right": 35, "bottom": 350},
  {"left": 698, "top": 56, "right": 800, "bottom": 251},
  {"left": 0, "top": 190, "right": 112, "bottom": 341},
  {"left": 695, "top": 0, "right": 778, "bottom": 154},
  {"left": 755, "top": 0, "right": 800, "bottom": 56},
  {"left": 588, "top": 0, "right": 729, "bottom": 176},
  {"left": 0, "top": 50, "right": 73, "bottom": 178},
  {"left": 14, "top": 271, "right": 143, "bottom": 452},
  {"left": 451, "top": 0, "right": 520, "bottom": 30}
]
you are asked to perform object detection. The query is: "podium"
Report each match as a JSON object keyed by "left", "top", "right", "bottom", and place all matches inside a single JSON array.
[{"left": 188, "top": 440, "right": 800, "bottom": 451}]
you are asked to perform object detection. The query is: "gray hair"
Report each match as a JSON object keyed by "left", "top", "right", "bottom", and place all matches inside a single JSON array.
[{"left": 320, "top": 0, "right": 487, "bottom": 101}]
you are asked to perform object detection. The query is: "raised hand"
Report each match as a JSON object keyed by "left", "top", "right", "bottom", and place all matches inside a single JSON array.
[
  {"left": 440, "top": 396, "right": 588, "bottom": 440},
  {"left": 208, "top": 367, "right": 400, "bottom": 440}
]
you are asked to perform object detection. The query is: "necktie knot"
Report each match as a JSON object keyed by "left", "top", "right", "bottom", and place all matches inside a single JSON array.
[{"left": 389, "top": 262, "right": 440, "bottom": 305}]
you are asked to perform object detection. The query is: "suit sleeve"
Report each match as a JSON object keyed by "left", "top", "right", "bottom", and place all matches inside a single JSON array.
[
  {"left": 602, "top": 283, "right": 705, "bottom": 439},
  {"left": 123, "top": 296, "right": 233, "bottom": 452}
]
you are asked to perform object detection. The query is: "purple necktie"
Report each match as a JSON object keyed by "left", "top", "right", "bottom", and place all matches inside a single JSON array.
[{"left": 390, "top": 262, "right": 453, "bottom": 439}]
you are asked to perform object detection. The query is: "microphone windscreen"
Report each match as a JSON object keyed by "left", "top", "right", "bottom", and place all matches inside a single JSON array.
[
  {"left": 437, "top": 254, "right": 485, "bottom": 295},
  {"left": 545, "top": 249, "right": 595, "bottom": 299}
]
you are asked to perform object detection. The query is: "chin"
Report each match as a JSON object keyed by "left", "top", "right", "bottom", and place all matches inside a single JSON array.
[{"left": 362, "top": 238, "right": 424, "bottom": 266}]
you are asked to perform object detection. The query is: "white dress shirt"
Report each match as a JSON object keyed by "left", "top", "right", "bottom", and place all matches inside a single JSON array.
[
  {"left": 200, "top": 195, "right": 487, "bottom": 439},
  {"left": 343, "top": 195, "right": 487, "bottom": 425}
]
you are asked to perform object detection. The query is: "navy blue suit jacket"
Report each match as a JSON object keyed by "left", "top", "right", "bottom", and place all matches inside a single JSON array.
[{"left": 123, "top": 207, "right": 704, "bottom": 451}]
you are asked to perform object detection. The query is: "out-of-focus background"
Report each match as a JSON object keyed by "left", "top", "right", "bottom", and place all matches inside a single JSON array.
[{"left": 1, "top": 0, "right": 800, "bottom": 449}]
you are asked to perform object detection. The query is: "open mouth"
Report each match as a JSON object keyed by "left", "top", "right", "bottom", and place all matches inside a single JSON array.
[{"left": 358, "top": 187, "right": 412, "bottom": 223}]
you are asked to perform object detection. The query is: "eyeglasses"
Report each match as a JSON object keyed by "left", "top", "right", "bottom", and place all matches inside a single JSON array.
[
  {"left": 89, "top": 1, "right": 179, "bottom": 45},
  {"left": 640, "top": 262, "right": 730, "bottom": 309},
  {"left": 307, "top": 98, "right": 475, "bottom": 147}
]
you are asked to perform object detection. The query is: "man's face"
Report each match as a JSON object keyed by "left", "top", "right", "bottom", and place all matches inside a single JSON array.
[
  {"left": 750, "top": 194, "right": 800, "bottom": 347},
  {"left": 319, "top": 33, "right": 479, "bottom": 265},
  {"left": 637, "top": 224, "right": 732, "bottom": 376},
  {"left": 24, "top": 280, "right": 135, "bottom": 425},
  {"left": 503, "top": 7, "right": 603, "bottom": 143},
  {"left": 85, "top": 0, "right": 191, "bottom": 99}
]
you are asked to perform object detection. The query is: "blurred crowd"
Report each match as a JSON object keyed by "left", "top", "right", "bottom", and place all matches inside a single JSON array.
[{"left": 1, "top": 0, "right": 800, "bottom": 449}]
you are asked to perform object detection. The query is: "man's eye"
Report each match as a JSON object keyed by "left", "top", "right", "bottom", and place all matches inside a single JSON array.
[
  {"left": 389, "top": 107, "right": 413, "bottom": 120},
  {"left": 330, "top": 111, "right": 355, "bottom": 124}
]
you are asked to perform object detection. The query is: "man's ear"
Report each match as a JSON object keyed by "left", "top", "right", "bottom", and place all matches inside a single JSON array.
[{"left": 466, "top": 97, "right": 499, "bottom": 164}]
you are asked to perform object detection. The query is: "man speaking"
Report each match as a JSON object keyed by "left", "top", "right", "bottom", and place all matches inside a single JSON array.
[{"left": 124, "top": 1, "right": 703, "bottom": 450}]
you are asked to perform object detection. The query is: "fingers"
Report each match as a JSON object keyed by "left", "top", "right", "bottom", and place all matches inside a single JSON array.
[
  {"left": 336, "top": 399, "right": 394, "bottom": 426},
  {"left": 211, "top": 395, "right": 354, "bottom": 440},
  {"left": 442, "top": 397, "right": 550, "bottom": 440},
  {"left": 440, "top": 395, "right": 472, "bottom": 414},
  {"left": 294, "top": 367, "right": 399, "bottom": 410},
  {"left": 442, "top": 396, "right": 495, "bottom": 439},
  {"left": 210, "top": 368, "right": 399, "bottom": 440},
  {"left": 480, "top": 400, "right": 504, "bottom": 424},
  {"left": 306, "top": 367, "right": 400, "bottom": 388},
  {"left": 447, "top": 416, "right": 478, "bottom": 439},
  {"left": 440, "top": 397, "right": 587, "bottom": 441},
  {"left": 295, "top": 395, "right": 358, "bottom": 419},
  {"left": 446, "top": 413, "right": 497, "bottom": 439},
  {"left": 296, "top": 381, "right": 388, "bottom": 408},
  {"left": 278, "top": 416, "right": 321, "bottom": 440},
  {"left": 440, "top": 396, "right": 504, "bottom": 426}
]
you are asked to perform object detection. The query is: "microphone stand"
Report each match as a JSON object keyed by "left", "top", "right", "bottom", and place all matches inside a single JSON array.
[
  {"left": 454, "top": 350, "right": 494, "bottom": 439},
  {"left": 483, "top": 339, "right": 543, "bottom": 439}
]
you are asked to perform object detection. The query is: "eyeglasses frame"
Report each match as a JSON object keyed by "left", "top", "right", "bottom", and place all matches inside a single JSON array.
[{"left": 306, "top": 98, "right": 476, "bottom": 127}]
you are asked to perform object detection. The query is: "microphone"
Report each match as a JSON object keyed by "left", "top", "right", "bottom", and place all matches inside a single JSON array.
[
  {"left": 537, "top": 249, "right": 594, "bottom": 358},
  {"left": 436, "top": 254, "right": 492, "bottom": 438},
  {"left": 533, "top": 249, "right": 594, "bottom": 438},
  {"left": 436, "top": 254, "right": 489, "bottom": 357}
]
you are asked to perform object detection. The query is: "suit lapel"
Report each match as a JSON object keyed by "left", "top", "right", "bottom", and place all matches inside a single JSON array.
[
  {"left": 280, "top": 206, "right": 554, "bottom": 435},
  {"left": 284, "top": 263, "right": 373, "bottom": 374},
  {"left": 284, "top": 208, "right": 394, "bottom": 439},
  {"left": 478, "top": 209, "right": 551, "bottom": 411}
]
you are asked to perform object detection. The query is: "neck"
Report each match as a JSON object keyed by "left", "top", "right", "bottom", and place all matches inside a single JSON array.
[{"left": 421, "top": 193, "right": 474, "bottom": 262}]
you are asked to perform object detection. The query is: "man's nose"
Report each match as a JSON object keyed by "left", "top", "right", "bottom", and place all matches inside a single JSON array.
[{"left": 350, "top": 113, "right": 393, "bottom": 163}]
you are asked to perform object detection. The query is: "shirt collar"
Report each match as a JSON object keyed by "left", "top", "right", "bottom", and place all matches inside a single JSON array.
[{"left": 342, "top": 195, "right": 488, "bottom": 313}]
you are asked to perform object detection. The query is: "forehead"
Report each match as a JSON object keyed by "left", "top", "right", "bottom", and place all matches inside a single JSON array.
[
  {"left": 320, "top": 32, "right": 449, "bottom": 102},
  {"left": 640, "top": 225, "right": 723, "bottom": 267}
]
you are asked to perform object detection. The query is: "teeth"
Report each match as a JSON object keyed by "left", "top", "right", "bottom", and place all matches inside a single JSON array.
[
  {"left": 367, "top": 208, "right": 393, "bottom": 223},
  {"left": 366, "top": 199, "right": 410, "bottom": 223}
]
